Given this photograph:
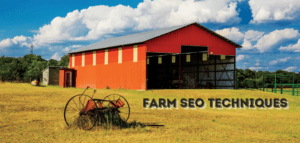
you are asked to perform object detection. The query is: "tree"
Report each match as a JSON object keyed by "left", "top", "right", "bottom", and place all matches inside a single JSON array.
[
  {"left": 58, "top": 54, "right": 69, "bottom": 67},
  {"left": 48, "top": 59, "right": 58, "bottom": 66}
]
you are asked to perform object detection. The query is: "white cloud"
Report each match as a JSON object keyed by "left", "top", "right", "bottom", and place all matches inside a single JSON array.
[
  {"left": 254, "top": 28, "right": 298, "bottom": 53},
  {"left": 255, "top": 58, "right": 260, "bottom": 66},
  {"left": 215, "top": 27, "right": 244, "bottom": 42},
  {"left": 279, "top": 39, "right": 300, "bottom": 52},
  {"left": 0, "top": 38, "right": 12, "bottom": 49},
  {"left": 50, "top": 52, "right": 62, "bottom": 61},
  {"left": 11, "top": 36, "right": 27, "bottom": 44},
  {"left": 241, "top": 39, "right": 253, "bottom": 50},
  {"left": 269, "top": 57, "right": 292, "bottom": 65},
  {"left": 0, "top": 0, "right": 241, "bottom": 48},
  {"left": 244, "top": 30, "right": 264, "bottom": 41},
  {"left": 62, "top": 45, "right": 82, "bottom": 52},
  {"left": 249, "top": 67, "right": 262, "bottom": 70},
  {"left": 236, "top": 54, "right": 249, "bottom": 61},
  {"left": 249, "top": 0, "right": 300, "bottom": 23},
  {"left": 284, "top": 66, "right": 296, "bottom": 72},
  {"left": 0, "top": 36, "right": 30, "bottom": 49}
]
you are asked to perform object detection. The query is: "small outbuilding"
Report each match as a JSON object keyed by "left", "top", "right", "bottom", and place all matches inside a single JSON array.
[
  {"left": 60, "top": 22, "right": 242, "bottom": 90},
  {"left": 42, "top": 66, "right": 64, "bottom": 86}
]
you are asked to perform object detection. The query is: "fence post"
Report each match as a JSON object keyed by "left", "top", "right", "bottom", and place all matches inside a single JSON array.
[
  {"left": 280, "top": 76, "right": 282, "bottom": 94},
  {"left": 274, "top": 75, "right": 277, "bottom": 93},
  {"left": 292, "top": 76, "right": 294, "bottom": 96},
  {"left": 263, "top": 75, "right": 264, "bottom": 91}
]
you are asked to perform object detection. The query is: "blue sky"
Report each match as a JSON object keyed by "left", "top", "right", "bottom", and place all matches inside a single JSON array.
[{"left": 0, "top": 0, "right": 300, "bottom": 72}]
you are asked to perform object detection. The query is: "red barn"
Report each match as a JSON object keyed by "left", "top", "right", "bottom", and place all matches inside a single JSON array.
[{"left": 60, "top": 22, "right": 242, "bottom": 90}]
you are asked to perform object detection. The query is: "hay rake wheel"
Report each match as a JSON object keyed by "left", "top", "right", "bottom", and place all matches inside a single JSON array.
[
  {"left": 103, "top": 94, "right": 130, "bottom": 122},
  {"left": 64, "top": 87, "right": 131, "bottom": 130},
  {"left": 64, "top": 94, "right": 98, "bottom": 130}
]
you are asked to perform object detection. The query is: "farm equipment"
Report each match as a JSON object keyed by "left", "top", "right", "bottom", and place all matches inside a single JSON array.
[{"left": 64, "top": 86, "right": 130, "bottom": 130}]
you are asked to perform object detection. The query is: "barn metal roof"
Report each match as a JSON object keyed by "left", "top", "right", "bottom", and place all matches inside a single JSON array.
[{"left": 69, "top": 22, "right": 242, "bottom": 54}]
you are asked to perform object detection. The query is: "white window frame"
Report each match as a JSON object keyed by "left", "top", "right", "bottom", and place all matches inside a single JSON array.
[
  {"left": 133, "top": 45, "right": 138, "bottom": 62},
  {"left": 105, "top": 49, "right": 108, "bottom": 65},
  {"left": 203, "top": 53, "right": 207, "bottom": 61},
  {"left": 82, "top": 53, "right": 85, "bottom": 67},
  {"left": 186, "top": 54, "right": 190, "bottom": 62},
  {"left": 172, "top": 56, "right": 176, "bottom": 63},
  {"left": 93, "top": 51, "right": 96, "bottom": 66},
  {"left": 118, "top": 47, "right": 122, "bottom": 64},
  {"left": 147, "top": 57, "right": 149, "bottom": 65},
  {"left": 221, "top": 55, "right": 226, "bottom": 60},
  {"left": 158, "top": 56, "right": 162, "bottom": 64},
  {"left": 72, "top": 54, "right": 75, "bottom": 67}
]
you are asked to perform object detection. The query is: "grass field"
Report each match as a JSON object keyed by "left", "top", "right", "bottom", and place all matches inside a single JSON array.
[
  {"left": 1, "top": 83, "right": 300, "bottom": 142},
  {"left": 262, "top": 88, "right": 300, "bottom": 96}
]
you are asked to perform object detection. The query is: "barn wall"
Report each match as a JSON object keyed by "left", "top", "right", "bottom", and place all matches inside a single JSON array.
[
  {"left": 69, "top": 44, "right": 147, "bottom": 90},
  {"left": 146, "top": 24, "right": 236, "bottom": 55},
  {"left": 59, "top": 69, "right": 64, "bottom": 87},
  {"left": 42, "top": 68, "right": 49, "bottom": 85},
  {"left": 48, "top": 68, "right": 60, "bottom": 85}
]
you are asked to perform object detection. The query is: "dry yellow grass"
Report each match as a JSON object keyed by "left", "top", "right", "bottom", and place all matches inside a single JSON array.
[{"left": 0, "top": 83, "right": 300, "bottom": 142}]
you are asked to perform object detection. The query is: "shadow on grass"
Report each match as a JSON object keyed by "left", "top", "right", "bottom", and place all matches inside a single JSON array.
[{"left": 67, "top": 113, "right": 164, "bottom": 131}]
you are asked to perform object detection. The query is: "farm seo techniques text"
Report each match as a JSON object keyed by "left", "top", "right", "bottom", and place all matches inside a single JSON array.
[{"left": 143, "top": 98, "right": 289, "bottom": 109}]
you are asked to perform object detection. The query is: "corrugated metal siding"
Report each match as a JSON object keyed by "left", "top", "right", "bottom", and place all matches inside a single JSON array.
[
  {"left": 68, "top": 44, "right": 147, "bottom": 90},
  {"left": 146, "top": 24, "right": 236, "bottom": 55},
  {"left": 48, "top": 68, "right": 60, "bottom": 85}
]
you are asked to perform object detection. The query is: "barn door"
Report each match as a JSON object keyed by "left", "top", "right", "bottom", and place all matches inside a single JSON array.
[{"left": 65, "top": 72, "right": 72, "bottom": 87}]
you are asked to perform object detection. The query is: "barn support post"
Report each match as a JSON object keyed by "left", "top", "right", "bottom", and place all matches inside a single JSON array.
[
  {"left": 234, "top": 55, "right": 236, "bottom": 89},
  {"left": 197, "top": 52, "right": 199, "bottom": 89},
  {"left": 179, "top": 54, "right": 181, "bottom": 89},
  {"left": 207, "top": 53, "right": 209, "bottom": 89},
  {"left": 215, "top": 55, "right": 217, "bottom": 89}
]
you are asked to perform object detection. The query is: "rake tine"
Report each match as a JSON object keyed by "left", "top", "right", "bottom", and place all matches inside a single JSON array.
[{"left": 92, "top": 90, "right": 96, "bottom": 99}]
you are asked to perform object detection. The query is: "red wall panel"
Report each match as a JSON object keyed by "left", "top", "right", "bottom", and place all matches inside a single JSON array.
[
  {"left": 69, "top": 54, "right": 72, "bottom": 67},
  {"left": 67, "top": 44, "right": 147, "bottom": 90},
  {"left": 59, "top": 69, "right": 64, "bottom": 87},
  {"left": 109, "top": 48, "right": 118, "bottom": 64},
  {"left": 85, "top": 51, "right": 93, "bottom": 66},
  {"left": 96, "top": 50, "right": 104, "bottom": 65},
  {"left": 146, "top": 24, "right": 237, "bottom": 55},
  {"left": 74, "top": 53, "right": 82, "bottom": 67},
  {"left": 123, "top": 46, "right": 133, "bottom": 62}
]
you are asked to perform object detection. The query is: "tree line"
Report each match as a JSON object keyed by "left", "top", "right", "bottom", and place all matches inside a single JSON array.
[
  {"left": 0, "top": 54, "right": 69, "bottom": 82},
  {"left": 1, "top": 54, "right": 299, "bottom": 87},
  {"left": 237, "top": 69, "right": 300, "bottom": 89}
]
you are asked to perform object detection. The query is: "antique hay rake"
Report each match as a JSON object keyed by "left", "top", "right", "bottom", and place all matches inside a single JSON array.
[{"left": 64, "top": 86, "right": 130, "bottom": 130}]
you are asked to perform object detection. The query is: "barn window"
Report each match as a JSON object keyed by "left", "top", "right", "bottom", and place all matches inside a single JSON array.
[
  {"left": 203, "top": 53, "right": 207, "bottom": 61},
  {"left": 221, "top": 55, "right": 226, "bottom": 60},
  {"left": 93, "top": 51, "right": 96, "bottom": 66},
  {"left": 158, "top": 56, "right": 162, "bottom": 64},
  {"left": 172, "top": 56, "right": 176, "bottom": 63},
  {"left": 82, "top": 53, "right": 85, "bottom": 67},
  {"left": 72, "top": 54, "right": 75, "bottom": 67},
  {"left": 133, "top": 45, "right": 138, "bottom": 62},
  {"left": 147, "top": 57, "right": 149, "bottom": 65},
  {"left": 118, "top": 47, "right": 122, "bottom": 64},
  {"left": 105, "top": 49, "right": 108, "bottom": 65},
  {"left": 186, "top": 54, "right": 191, "bottom": 62}
]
